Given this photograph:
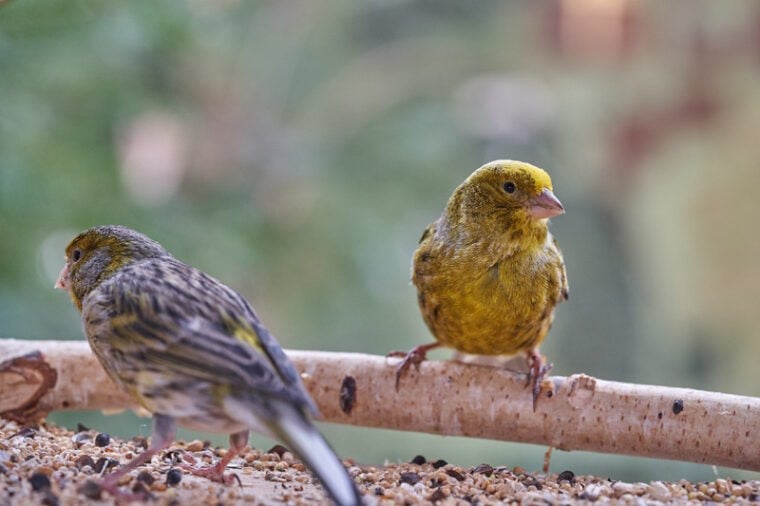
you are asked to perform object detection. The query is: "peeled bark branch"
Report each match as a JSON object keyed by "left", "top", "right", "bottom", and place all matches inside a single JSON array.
[{"left": 1, "top": 338, "right": 758, "bottom": 472}]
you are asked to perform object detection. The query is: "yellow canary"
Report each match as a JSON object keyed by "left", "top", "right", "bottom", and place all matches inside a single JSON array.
[{"left": 391, "top": 160, "right": 568, "bottom": 407}]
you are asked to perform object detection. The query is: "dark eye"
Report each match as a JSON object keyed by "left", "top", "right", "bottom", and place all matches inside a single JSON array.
[
  {"left": 72, "top": 249, "right": 82, "bottom": 262},
  {"left": 503, "top": 181, "right": 516, "bottom": 193}
]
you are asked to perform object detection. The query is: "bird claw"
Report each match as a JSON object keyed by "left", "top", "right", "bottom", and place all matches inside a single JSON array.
[
  {"left": 387, "top": 346, "right": 429, "bottom": 390},
  {"left": 527, "top": 353, "right": 553, "bottom": 411},
  {"left": 178, "top": 459, "right": 241, "bottom": 486},
  {"left": 227, "top": 473, "right": 243, "bottom": 487}
]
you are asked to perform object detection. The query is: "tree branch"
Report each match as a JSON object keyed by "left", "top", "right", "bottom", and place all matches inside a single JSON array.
[{"left": 1, "top": 339, "right": 758, "bottom": 472}]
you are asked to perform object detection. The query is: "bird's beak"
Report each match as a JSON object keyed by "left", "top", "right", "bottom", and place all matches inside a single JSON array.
[
  {"left": 528, "top": 188, "right": 564, "bottom": 219},
  {"left": 54, "top": 264, "right": 69, "bottom": 290}
]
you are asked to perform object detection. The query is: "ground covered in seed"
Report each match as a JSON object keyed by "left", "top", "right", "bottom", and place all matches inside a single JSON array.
[{"left": 1, "top": 419, "right": 758, "bottom": 505}]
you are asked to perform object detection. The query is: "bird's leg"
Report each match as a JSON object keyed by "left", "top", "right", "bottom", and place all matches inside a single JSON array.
[
  {"left": 179, "top": 430, "right": 247, "bottom": 486},
  {"left": 526, "top": 348, "right": 553, "bottom": 411},
  {"left": 387, "top": 342, "right": 441, "bottom": 390},
  {"left": 91, "top": 414, "right": 176, "bottom": 501}
]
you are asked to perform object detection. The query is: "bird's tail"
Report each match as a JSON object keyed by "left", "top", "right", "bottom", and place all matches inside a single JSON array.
[{"left": 235, "top": 399, "right": 363, "bottom": 506}]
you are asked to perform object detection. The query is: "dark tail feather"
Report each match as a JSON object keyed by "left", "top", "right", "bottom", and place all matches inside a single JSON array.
[{"left": 267, "top": 402, "right": 363, "bottom": 506}]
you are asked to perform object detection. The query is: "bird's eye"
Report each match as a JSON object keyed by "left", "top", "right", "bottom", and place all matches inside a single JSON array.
[
  {"left": 503, "top": 181, "right": 516, "bottom": 193},
  {"left": 72, "top": 249, "right": 82, "bottom": 262}
]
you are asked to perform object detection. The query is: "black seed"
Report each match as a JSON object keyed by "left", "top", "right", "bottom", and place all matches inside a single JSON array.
[
  {"left": 399, "top": 472, "right": 420, "bottom": 485},
  {"left": 74, "top": 455, "right": 96, "bottom": 470},
  {"left": 93, "top": 457, "right": 118, "bottom": 474},
  {"left": 137, "top": 471, "right": 155, "bottom": 485},
  {"left": 374, "top": 486, "right": 384, "bottom": 496},
  {"left": 432, "top": 459, "right": 447, "bottom": 469},
  {"left": 71, "top": 433, "right": 91, "bottom": 448},
  {"left": 76, "top": 423, "right": 90, "bottom": 433},
  {"left": 131, "top": 436, "right": 149, "bottom": 450},
  {"left": 13, "top": 427, "right": 37, "bottom": 439},
  {"left": 339, "top": 375, "right": 357, "bottom": 414},
  {"left": 94, "top": 433, "right": 110, "bottom": 447},
  {"left": 93, "top": 457, "right": 108, "bottom": 473},
  {"left": 473, "top": 463, "right": 494, "bottom": 477},
  {"left": 166, "top": 468, "right": 182, "bottom": 486},
  {"left": 267, "top": 445, "right": 289, "bottom": 458},
  {"left": 658, "top": 412, "right": 663, "bottom": 419},
  {"left": 163, "top": 450, "right": 183, "bottom": 464},
  {"left": 29, "top": 473, "right": 51, "bottom": 491},
  {"left": 446, "top": 468, "right": 465, "bottom": 481},
  {"left": 411, "top": 455, "right": 426, "bottom": 465},
  {"left": 672, "top": 399, "right": 684, "bottom": 414},
  {"left": 523, "top": 478, "right": 543, "bottom": 490},
  {"left": 428, "top": 488, "right": 446, "bottom": 502},
  {"left": 557, "top": 470, "right": 575, "bottom": 483}
]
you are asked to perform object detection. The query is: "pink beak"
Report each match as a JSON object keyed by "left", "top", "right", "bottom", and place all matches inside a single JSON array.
[
  {"left": 55, "top": 264, "right": 69, "bottom": 290},
  {"left": 528, "top": 189, "right": 564, "bottom": 219}
]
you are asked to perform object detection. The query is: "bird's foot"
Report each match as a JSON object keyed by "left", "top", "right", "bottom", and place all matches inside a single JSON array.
[
  {"left": 527, "top": 351, "right": 553, "bottom": 411},
  {"left": 386, "top": 342, "right": 439, "bottom": 390},
  {"left": 179, "top": 453, "right": 241, "bottom": 486}
]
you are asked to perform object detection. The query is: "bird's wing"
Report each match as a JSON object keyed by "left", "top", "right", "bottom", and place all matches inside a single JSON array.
[
  {"left": 551, "top": 235, "right": 569, "bottom": 302},
  {"left": 412, "top": 220, "right": 438, "bottom": 284},
  {"left": 96, "top": 258, "right": 316, "bottom": 412}
]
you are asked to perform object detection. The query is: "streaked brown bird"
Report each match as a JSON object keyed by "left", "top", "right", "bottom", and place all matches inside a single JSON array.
[{"left": 56, "top": 225, "right": 363, "bottom": 505}]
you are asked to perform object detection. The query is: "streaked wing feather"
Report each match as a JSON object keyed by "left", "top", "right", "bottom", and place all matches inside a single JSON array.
[{"left": 104, "top": 258, "right": 313, "bottom": 409}]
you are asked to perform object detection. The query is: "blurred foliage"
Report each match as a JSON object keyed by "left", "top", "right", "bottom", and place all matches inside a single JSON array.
[{"left": 2, "top": 0, "right": 759, "bottom": 482}]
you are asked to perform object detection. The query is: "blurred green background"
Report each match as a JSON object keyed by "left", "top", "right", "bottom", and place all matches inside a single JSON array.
[{"left": 2, "top": 0, "right": 759, "bottom": 483}]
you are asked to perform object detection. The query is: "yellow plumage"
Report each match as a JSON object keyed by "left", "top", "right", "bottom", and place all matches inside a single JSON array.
[{"left": 393, "top": 160, "right": 568, "bottom": 407}]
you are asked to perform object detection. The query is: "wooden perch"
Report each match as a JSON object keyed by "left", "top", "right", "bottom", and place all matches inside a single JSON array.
[{"left": 1, "top": 338, "right": 758, "bottom": 472}]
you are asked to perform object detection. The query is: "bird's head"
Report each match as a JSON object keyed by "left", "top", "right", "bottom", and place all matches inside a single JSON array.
[
  {"left": 55, "top": 225, "right": 168, "bottom": 311},
  {"left": 445, "top": 160, "right": 564, "bottom": 241}
]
